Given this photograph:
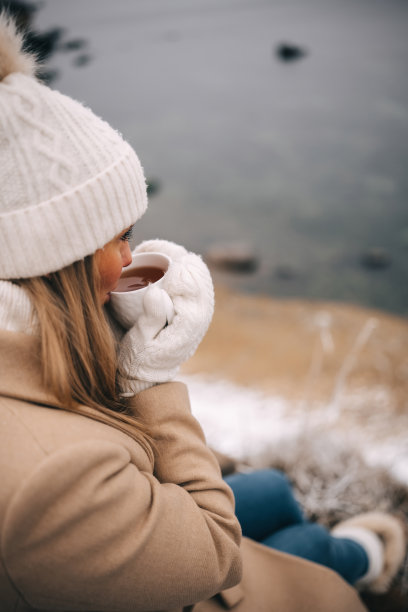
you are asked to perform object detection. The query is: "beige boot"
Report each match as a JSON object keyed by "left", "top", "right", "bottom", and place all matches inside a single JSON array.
[{"left": 332, "top": 511, "right": 406, "bottom": 594}]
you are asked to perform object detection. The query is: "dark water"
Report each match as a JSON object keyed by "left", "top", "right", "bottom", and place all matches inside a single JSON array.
[{"left": 33, "top": 0, "right": 408, "bottom": 315}]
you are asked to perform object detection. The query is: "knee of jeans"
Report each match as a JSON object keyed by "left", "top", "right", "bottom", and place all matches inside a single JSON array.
[
  {"left": 303, "top": 524, "right": 331, "bottom": 556},
  {"left": 252, "top": 469, "right": 294, "bottom": 502}
]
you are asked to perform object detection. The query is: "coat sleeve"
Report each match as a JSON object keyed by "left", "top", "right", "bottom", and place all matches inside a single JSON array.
[{"left": 2, "top": 383, "right": 242, "bottom": 611}]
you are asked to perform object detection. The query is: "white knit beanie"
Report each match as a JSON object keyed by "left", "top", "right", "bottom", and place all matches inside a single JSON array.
[{"left": 0, "top": 14, "right": 148, "bottom": 279}]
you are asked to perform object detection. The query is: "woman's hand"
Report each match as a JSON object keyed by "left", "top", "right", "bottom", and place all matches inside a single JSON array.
[{"left": 116, "top": 241, "right": 214, "bottom": 395}]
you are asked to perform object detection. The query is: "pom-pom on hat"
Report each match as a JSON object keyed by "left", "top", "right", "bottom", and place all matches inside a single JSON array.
[{"left": 0, "top": 14, "right": 148, "bottom": 279}]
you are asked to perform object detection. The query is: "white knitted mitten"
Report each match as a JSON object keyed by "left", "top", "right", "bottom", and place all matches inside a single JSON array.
[
  {"left": 117, "top": 240, "right": 214, "bottom": 395},
  {"left": 134, "top": 239, "right": 188, "bottom": 261}
]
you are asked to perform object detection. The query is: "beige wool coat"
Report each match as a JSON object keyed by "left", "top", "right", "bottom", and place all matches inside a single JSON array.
[{"left": 0, "top": 329, "right": 367, "bottom": 612}]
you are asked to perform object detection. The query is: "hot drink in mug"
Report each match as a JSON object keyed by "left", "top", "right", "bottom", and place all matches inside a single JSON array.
[
  {"left": 115, "top": 265, "right": 165, "bottom": 293},
  {"left": 110, "top": 252, "right": 173, "bottom": 329}
]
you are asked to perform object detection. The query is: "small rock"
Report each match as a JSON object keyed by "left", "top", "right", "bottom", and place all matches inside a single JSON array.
[
  {"left": 361, "top": 248, "right": 391, "bottom": 270},
  {"left": 275, "top": 42, "right": 307, "bottom": 63},
  {"left": 73, "top": 54, "right": 92, "bottom": 67},
  {"left": 146, "top": 178, "right": 161, "bottom": 197},
  {"left": 275, "top": 265, "right": 297, "bottom": 280},
  {"left": 205, "top": 243, "right": 259, "bottom": 273},
  {"left": 60, "top": 38, "right": 87, "bottom": 52}
]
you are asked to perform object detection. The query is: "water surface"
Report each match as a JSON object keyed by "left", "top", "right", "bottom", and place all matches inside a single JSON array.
[{"left": 35, "top": 0, "right": 408, "bottom": 314}]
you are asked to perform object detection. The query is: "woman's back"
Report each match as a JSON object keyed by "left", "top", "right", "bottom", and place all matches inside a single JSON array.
[{"left": 0, "top": 329, "right": 242, "bottom": 611}]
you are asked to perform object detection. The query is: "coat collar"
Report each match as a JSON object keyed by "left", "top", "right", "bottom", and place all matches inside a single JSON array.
[{"left": 0, "top": 329, "right": 60, "bottom": 408}]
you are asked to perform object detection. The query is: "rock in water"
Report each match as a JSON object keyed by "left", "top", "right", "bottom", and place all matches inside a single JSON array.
[
  {"left": 275, "top": 42, "right": 307, "bottom": 62},
  {"left": 205, "top": 242, "right": 259, "bottom": 273},
  {"left": 361, "top": 248, "right": 391, "bottom": 270}
]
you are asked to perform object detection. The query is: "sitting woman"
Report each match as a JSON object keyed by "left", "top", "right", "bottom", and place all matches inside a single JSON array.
[{"left": 0, "top": 14, "right": 405, "bottom": 612}]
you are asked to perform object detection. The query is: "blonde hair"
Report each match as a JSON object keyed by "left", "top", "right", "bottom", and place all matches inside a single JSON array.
[{"left": 17, "top": 256, "right": 152, "bottom": 457}]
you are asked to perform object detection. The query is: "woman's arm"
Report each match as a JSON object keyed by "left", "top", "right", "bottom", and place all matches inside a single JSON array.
[{"left": 2, "top": 383, "right": 242, "bottom": 611}]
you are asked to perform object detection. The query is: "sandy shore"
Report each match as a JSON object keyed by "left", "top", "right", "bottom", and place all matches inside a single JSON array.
[{"left": 182, "top": 285, "right": 408, "bottom": 418}]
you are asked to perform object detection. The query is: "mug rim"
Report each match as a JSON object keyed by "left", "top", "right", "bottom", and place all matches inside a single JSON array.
[{"left": 110, "top": 251, "right": 171, "bottom": 295}]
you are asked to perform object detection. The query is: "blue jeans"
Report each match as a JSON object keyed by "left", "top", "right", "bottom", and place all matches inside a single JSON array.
[{"left": 224, "top": 469, "right": 368, "bottom": 585}]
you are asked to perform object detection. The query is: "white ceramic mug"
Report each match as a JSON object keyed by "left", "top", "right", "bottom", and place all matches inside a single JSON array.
[{"left": 110, "top": 252, "right": 174, "bottom": 329}]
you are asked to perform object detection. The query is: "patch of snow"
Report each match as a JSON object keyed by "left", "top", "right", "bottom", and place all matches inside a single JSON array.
[{"left": 180, "top": 374, "right": 408, "bottom": 486}]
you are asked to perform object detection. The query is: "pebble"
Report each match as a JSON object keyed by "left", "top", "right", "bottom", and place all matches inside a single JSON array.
[
  {"left": 205, "top": 243, "right": 259, "bottom": 273},
  {"left": 275, "top": 265, "right": 297, "bottom": 280},
  {"left": 146, "top": 178, "right": 161, "bottom": 197},
  {"left": 361, "top": 247, "right": 391, "bottom": 270},
  {"left": 73, "top": 54, "right": 91, "bottom": 67},
  {"left": 275, "top": 42, "right": 307, "bottom": 62}
]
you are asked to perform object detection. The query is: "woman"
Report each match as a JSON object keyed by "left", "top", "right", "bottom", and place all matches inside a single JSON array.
[{"left": 0, "top": 15, "right": 404, "bottom": 612}]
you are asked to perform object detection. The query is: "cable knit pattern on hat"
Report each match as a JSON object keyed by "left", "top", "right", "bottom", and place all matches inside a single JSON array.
[{"left": 0, "top": 15, "right": 148, "bottom": 279}]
